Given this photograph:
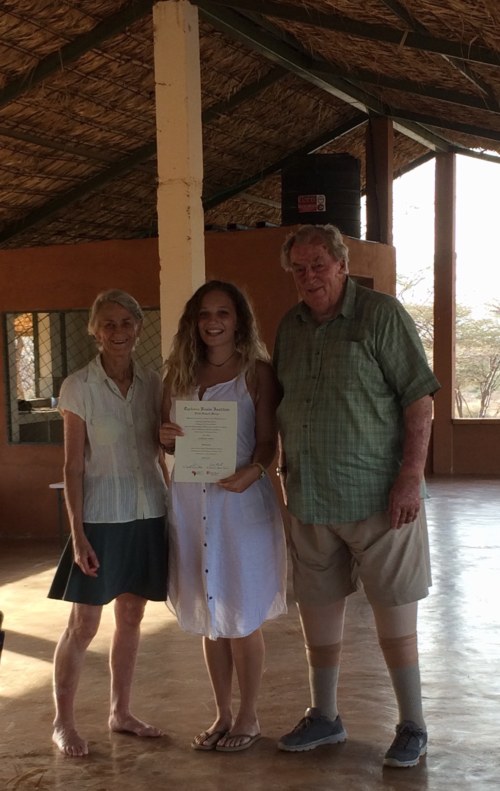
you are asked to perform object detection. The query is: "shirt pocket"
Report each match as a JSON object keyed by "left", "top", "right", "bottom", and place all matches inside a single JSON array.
[{"left": 323, "top": 339, "right": 383, "bottom": 392}]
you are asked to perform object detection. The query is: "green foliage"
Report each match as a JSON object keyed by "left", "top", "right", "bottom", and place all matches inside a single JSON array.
[
  {"left": 455, "top": 309, "right": 500, "bottom": 417},
  {"left": 398, "top": 278, "right": 500, "bottom": 418}
]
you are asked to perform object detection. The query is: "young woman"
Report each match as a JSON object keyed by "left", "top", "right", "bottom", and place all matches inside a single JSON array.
[
  {"left": 49, "top": 289, "right": 168, "bottom": 757},
  {"left": 160, "top": 280, "right": 287, "bottom": 753}
]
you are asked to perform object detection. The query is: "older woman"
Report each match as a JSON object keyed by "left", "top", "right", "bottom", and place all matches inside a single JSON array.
[{"left": 48, "top": 289, "right": 168, "bottom": 757}]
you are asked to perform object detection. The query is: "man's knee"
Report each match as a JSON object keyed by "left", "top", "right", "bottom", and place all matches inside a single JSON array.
[
  {"left": 379, "top": 633, "right": 418, "bottom": 668},
  {"left": 305, "top": 642, "right": 342, "bottom": 668}
]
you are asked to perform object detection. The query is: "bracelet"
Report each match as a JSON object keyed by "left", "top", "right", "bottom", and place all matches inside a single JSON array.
[
  {"left": 251, "top": 462, "right": 267, "bottom": 479},
  {"left": 276, "top": 465, "right": 287, "bottom": 477}
]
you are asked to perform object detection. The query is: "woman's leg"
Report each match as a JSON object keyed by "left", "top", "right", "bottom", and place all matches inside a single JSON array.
[
  {"left": 108, "top": 593, "right": 163, "bottom": 737},
  {"left": 52, "top": 602, "right": 102, "bottom": 756},
  {"left": 192, "top": 636, "right": 234, "bottom": 747},
  {"left": 216, "top": 628, "right": 264, "bottom": 749}
]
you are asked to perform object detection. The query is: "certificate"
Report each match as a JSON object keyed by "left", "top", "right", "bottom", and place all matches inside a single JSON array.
[{"left": 173, "top": 401, "right": 237, "bottom": 482}]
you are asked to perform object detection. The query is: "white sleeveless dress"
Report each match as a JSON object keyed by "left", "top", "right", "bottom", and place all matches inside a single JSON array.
[{"left": 167, "top": 373, "right": 287, "bottom": 639}]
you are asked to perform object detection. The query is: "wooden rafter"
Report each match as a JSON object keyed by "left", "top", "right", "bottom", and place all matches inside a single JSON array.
[
  {"left": 197, "top": 0, "right": 500, "bottom": 69},
  {"left": 0, "top": 0, "right": 155, "bottom": 110}
]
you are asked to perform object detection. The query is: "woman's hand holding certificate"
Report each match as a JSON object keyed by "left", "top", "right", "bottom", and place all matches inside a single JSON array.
[{"left": 159, "top": 420, "right": 184, "bottom": 455}]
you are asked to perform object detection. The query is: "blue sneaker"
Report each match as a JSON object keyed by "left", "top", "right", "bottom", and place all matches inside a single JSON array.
[
  {"left": 278, "top": 707, "right": 347, "bottom": 752},
  {"left": 383, "top": 720, "right": 428, "bottom": 767}
]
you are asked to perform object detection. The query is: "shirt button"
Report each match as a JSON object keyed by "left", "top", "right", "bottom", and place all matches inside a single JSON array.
[{"left": 205, "top": 569, "right": 208, "bottom": 573}]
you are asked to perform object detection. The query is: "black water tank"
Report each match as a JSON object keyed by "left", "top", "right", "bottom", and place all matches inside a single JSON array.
[{"left": 281, "top": 153, "right": 361, "bottom": 237}]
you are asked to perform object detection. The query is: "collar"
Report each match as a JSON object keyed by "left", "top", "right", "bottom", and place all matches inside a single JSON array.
[
  {"left": 340, "top": 276, "right": 357, "bottom": 319},
  {"left": 86, "top": 354, "right": 145, "bottom": 384}
]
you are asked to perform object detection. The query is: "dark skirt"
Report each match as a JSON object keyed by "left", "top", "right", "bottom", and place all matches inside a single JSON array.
[{"left": 48, "top": 516, "right": 168, "bottom": 605}]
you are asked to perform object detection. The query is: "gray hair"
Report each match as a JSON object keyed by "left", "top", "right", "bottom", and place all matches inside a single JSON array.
[
  {"left": 88, "top": 289, "right": 144, "bottom": 337},
  {"left": 280, "top": 224, "right": 350, "bottom": 272}
]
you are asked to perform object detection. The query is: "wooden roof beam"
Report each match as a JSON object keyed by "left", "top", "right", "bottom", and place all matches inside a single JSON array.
[
  {"left": 392, "top": 110, "right": 500, "bottom": 145},
  {"left": 197, "top": 0, "right": 451, "bottom": 153},
  {"left": 0, "top": 142, "right": 156, "bottom": 245},
  {"left": 203, "top": 113, "right": 367, "bottom": 210},
  {"left": 198, "top": 0, "right": 500, "bottom": 69},
  {"left": 0, "top": 64, "right": 291, "bottom": 245},
  {"left": 380, "top": 0, "right": 496, "bottom": 99},
  {"left": 313, "top": 64, "right": 500, "bottom": 114},
  {"left": 203, "top": 65, "right": 286, "bottom": 121},
  {"left": 0, "top": 0, "right": 155, "bottom": 109},
  {"left": 0, "top": 65, "right": 284, "bottom": 167}
]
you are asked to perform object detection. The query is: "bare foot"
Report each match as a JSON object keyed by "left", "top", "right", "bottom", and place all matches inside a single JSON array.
[
  {"left": 108, "top": 713, "right": 164, "bottom": 738},
  {"left": 52, "top": 726, "right": 89, "bottom": 757}
]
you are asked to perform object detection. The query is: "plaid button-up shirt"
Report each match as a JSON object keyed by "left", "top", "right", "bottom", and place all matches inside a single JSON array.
[{"left": 273, "top": 277, "right": 440, "bottom": 523}]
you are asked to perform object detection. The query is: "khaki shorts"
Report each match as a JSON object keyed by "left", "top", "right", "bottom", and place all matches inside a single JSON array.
[{"left": 288, "top": 507, "right": 432, "bottom": 608}]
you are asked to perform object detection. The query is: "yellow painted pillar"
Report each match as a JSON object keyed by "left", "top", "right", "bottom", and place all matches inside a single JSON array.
[{"left": 153, "top": 0, "right": 205, "bottom": 358}]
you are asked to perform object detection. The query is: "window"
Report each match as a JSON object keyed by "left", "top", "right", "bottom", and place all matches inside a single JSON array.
[
  {"left": 455, "top": 155, "right": 500, "bottom": 418},
  {"left": 393, "top": 160, "right": 435, "bottom": 370},
  {"left": 3, "top": 309, "right": 162, "bottom": 444}
]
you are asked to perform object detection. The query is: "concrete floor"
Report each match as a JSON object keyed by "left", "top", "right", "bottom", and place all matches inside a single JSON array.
[{"left": 1, "top": 476, "right": 499, "bottom": 790}]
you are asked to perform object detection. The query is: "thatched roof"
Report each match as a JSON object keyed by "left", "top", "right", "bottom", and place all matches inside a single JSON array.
[{"left": 0, "top": 0, "right": 499, "bottom": 249}]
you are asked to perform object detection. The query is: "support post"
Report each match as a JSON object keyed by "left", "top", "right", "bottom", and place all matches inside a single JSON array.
[
  {"left": 433, "top": 152, "right": 456, "bottom": 474},
  {"left": 153, "top": 0, "right": 205, "bottom": 359},
  {"left": 365, "top": 116, "right": 393, "bottom": 245}
]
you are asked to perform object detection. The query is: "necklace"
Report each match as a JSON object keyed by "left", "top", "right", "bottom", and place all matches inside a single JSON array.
[{"left": 206, "top": 350, "right": 237, "bottom": 368}]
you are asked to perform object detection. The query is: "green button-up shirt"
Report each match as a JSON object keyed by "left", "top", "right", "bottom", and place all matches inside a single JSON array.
[{"left": 273, "top": 277, "right": 440, "bottom": 523}]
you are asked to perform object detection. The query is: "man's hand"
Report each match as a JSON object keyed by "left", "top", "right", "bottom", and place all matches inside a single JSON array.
[{"left": 388, "top": 470, "right": 421, "bottom": 529}]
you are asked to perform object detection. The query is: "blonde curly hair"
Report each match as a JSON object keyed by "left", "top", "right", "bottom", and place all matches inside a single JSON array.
[{"left": 164, "top": 280, "right": 269, "bottom": 397}]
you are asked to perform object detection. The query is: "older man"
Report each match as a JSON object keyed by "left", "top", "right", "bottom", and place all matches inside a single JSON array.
[{"left": 273, "top": 224, "right": 440, "bottom": 767}]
